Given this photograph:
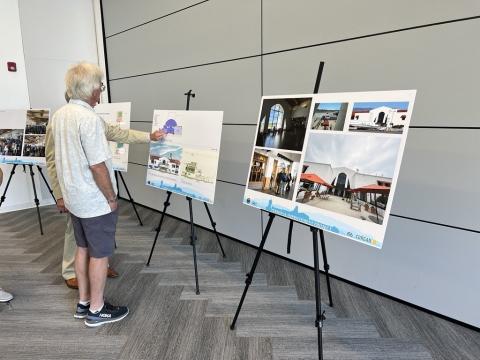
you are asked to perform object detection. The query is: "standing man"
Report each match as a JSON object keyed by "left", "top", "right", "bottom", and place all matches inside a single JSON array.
[
  {"left": 286, "top": 172, "right": 292, "bottom": 193},
  {"left": 280, "top": 169, "right": 288, "bottom": 196},
  {"left": 46, "top": 95, "right": 164, "bottom": 290},
  {"left": 275, "top": 171, "right": 282, "bottom": 195},
  {"left": 51, "top": 62, "right": 160, "bottom": 327},
  {"left": 269, "top": 174, "right": 274, "bottom": 190}
]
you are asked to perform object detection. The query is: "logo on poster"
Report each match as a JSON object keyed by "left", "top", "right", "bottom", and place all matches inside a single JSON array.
[{"left": 163, "top": 119, "right": 182, "bottom": 135}]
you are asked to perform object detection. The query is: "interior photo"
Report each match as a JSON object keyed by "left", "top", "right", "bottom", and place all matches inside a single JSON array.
[
  {"left": 247, "top": 148, "right": 301, "bottom": 201},
  {"left": 255, "top": 97, "right": 312, "bottom": 152}
]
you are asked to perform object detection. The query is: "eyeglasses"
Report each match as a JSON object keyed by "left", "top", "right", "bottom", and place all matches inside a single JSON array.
[{"left": 100, "top": 82, "right": 106, "bottom": 92}]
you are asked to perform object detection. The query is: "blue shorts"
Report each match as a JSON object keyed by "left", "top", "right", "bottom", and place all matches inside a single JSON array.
[{"left": 70, "top": 210, "right": 118, "bottom": 258}]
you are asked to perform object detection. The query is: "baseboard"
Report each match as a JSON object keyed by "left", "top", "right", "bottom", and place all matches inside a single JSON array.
[
  {"left": 0, "top": 199, "right": 55, "bottom": 214},
  {"left": 119, "top": 196, "right": 480, "bottom": 332}
]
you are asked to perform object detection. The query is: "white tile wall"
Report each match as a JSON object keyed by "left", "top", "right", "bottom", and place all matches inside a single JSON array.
[
  {"left": 262, "top": 0, "right": 480, "bottom": 53},
  {"left": 102, "top": 0, "right": 202, "bottom": 37},
  {"left": 106, "top": 0, "right": 261, "bottom": 79}
]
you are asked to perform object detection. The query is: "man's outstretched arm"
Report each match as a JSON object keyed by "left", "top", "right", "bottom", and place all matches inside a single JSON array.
[{"left": 105, "top": 124, "right": 164, "bottom": 144}]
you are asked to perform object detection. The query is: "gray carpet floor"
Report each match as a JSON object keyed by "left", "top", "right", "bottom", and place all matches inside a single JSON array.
[{"left": 0, "top": 200, "right": 478, "bottom": 359}]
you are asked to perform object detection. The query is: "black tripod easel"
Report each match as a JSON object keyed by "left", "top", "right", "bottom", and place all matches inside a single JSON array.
[
  {"left": 230, "top": 62, "right": 330, "bottom": 360},
  {"left": 115, "top": 170, "right": 143, "bottom": 226},
  {"left": 286, "top": 218, "right": 333, "bottom": 306},
  {"left": 146, "top": 89, "right": 226, "bottom": 295},
  {"left": 283, "top": 61, "right": 333, "bottom": 307},
  {"left": 0, "top": 163, "right": 56, "bottom": 235}
]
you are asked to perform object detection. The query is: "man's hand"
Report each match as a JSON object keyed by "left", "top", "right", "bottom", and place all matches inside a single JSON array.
[
  {"left": 150, "top": 129, "right": 166, "bottom": 141},
  {"left": 56, "top": 198, "right": 68, "bottom": 213},
  {"left": 90, "top": 162, "right": 117, "bottom": 212},
  {"left": 108, "top": 198, "right": 118, "bottom": 212}
]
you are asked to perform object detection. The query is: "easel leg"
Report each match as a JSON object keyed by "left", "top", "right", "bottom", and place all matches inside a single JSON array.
[
  {"left": 115, "top": 170, "right": 119, "bottom": 192},
  {"left": 117, "top": 171, "right": 143, "bottom": 226},
  {"left": 311, "top": 227, "right": 325, "bottom": 360},
  {"left": 230, "top": 212, "right": 276, "bottom": 330},
  {"left": 36, "top": 166, "right": 56, "bottom": 203},
  {"left": 319, "top": 230, "right": 333, "bottom": 307},
  {"left": 146, "top": 191, "right": 172, "bottom": 266},
  {"left": 28, "top": 165, "right": 44, "bottom": 236},
  {"left": 0, "top": 164, "right": 18, "bottom": 207},
  {"left": 287, "top": 219, "right": 294, "bottom": 254},
  {"left": 187, "top": 197, "right": 200, "bottom": 295},
  {"left": 203, "top": 202, "right": 226, "bottom": 258}
]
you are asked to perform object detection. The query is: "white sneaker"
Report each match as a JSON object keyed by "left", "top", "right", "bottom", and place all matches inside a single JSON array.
[{"left": 0, "top": 288, "right": 13, "bottom": 302}]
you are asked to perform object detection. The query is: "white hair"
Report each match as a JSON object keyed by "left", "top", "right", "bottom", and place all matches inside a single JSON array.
[{"left": 65, "top": 62, "right": 103, "bottom": 101}]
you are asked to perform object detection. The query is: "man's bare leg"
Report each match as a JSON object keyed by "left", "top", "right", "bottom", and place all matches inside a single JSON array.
[
  {"left": 75, "top": 247, "right": 90, "bottom": 302},
  {"left": 89, "top": 257, "right": 108, "bottom": 311}
]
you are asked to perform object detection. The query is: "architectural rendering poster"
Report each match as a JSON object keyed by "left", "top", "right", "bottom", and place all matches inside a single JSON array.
[
  {"left": 244, "top": 90, "right": 417, "bottom": 248},
  {"left": 95, "top": 102, "right": 131, "bottom": 172},
  {"left": 0, "top": 109, "right": 50, "bottom": 166},
  {"left": 146, "top": 110, "right": 223, "bottom": 204}
]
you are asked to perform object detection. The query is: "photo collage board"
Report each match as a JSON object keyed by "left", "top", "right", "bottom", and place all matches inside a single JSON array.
[
  {"left": 146, "top": 110, "right": 223, "bottom": 204},
  {"left": 0, "top": 109, "right": 50, "bottom": 166},
  {"left": 95, "top": 102, "right": 132, "bottom": 172},
  {"left": 244, "top": 90, "right": 417, "bottom": 248}
]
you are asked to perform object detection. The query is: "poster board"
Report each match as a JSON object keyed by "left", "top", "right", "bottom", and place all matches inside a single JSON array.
[
  {"left": 95, "top": 102, "right": 132, "bottom": 172},
  {"left": 146, "top": 110, "right": 223, "bottom": 204},
  {"left": 243, "top": 90, "right": 416, "bottom": 248},
  {"left": 0, "top": 109, "right": 50, "bottom": 166}
]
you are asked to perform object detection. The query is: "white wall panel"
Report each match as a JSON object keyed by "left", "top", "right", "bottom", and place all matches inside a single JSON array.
[
  {"left": 217, "top": 125, "right": 256, "bottom": 184},
  {"left": 392, "top": 129, "right": 480, "bottom": 230},
  {"left": 263, "top": 0, "right": 480, "bottom": 53},
  {"left": 0, "top": 0, "right": 29, "bottom": 109},
  {"left": 102, "top": 0, "right": 201, "bottom": 37},
  {"left": 19, "top": 0, "right": 98, "bottom": 61},
  {"left": 0, "top": 0, "right": 49, "bottom": 212},
  {"left": 110, "top": 58, "right": 261, "bottom": 125},
  {"left": 358, "top": 217, "right": 479, "bottom": 327},
  {"left": 106, "top": 0, "right": 261, "bottom": 79},
  {"left": 263, "top": 19, "right": 480, "bottom": 128},
  {"left": 21, "top": 58, "right": 76, "bottom": 112},
  {"left": 127, "top": 121, "right": 150, "bottom": 165}
]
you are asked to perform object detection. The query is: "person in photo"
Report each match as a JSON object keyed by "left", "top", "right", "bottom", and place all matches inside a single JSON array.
[
  {"left": 279, "top": 169, "right": 288, "bottom": 196},
  {"left": 248, "top": 149, "right": 300, "bottom": 201},
  {"left": 286, "top": 172, "right": 292, "bottom": 192},
  {"left": 275, "top": 171, "right": 283, "bottom": 195},
  {"left": 0, "top": 131, "right": 23, "bottom": 156}
]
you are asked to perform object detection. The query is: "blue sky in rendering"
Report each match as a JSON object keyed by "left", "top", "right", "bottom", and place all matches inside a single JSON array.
[
  {"left": 353, "top": 101, "right": 409, "bottom": 111},
  {"left": 150, "top": 142, "right": 182, "bottom": 160},
  {"left": 316, "top": 102, "right": 343, "bottom": 111},
  {"left": 305, "top": 133, "right": 401, "bottom": 178}
]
